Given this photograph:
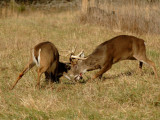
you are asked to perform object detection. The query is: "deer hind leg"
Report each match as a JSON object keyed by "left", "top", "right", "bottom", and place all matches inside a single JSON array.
[
  {"left": 139, "top": 62, "right": 143, "bottom": 69},
  {"left": 10, "top": 61, "right": 35, "bottom": 90},
  {"left": 50, "top": 61, "right": 59, "bottom": 83},
  {"left": 45, "top": 72, "right": 59, "bottom": 84},
  {"left": 54, "top": 66, "right": 60, "bottom": 83},
  {"left": 36, "top": 66, "right": 48, "bottom": 89},
  {"left": 45, "top": 72, "right": 51, "bottom": 81},
  {"left": 134, "top": 56, "right": 158, "bottom": 79},
  {"left": 92, "top": 63, "right": 112, "bottom": 80},
  {"left": 137, "top": 61, "right": 143, "bottom": 75},
  {"left": 143, "top": 59, "right": 158, "bottom": 79},
  {"left": 51, "top": 73, "right": 60, "bottom": 83}
]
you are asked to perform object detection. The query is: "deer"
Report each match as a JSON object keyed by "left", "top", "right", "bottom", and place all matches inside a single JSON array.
[
  {"left": 66, "top": 35, "right": 158, "bottom": 81},
  {"left": 10, "top": 41, "right": 70, "bottom": 90}
]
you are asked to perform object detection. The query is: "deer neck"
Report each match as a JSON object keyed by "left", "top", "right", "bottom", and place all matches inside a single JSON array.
[{"left": 81, "top": 58, "right": 100, "bottom": 71}]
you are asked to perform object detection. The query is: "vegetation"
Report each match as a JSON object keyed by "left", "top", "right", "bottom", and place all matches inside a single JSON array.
[{"left": 0, "top": 1, "right": 160, "bottom": 120}]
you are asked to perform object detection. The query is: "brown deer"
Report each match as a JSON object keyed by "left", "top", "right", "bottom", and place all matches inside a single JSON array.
[
  {"left": 67, "top": 35, "right": 158, "bottom": 81},
  {"left": 10, "top": 41, "right": 70, "bottom": 90}
]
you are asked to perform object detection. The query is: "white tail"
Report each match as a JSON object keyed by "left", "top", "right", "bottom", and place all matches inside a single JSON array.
[
  {"left": 68, "top": 35, "right": 158, "bottom": 81},
  {"left": 10, "top": 41, "right": 70, "bottom": 90}
]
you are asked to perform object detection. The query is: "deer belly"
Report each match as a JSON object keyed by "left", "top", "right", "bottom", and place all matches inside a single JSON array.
[{"left": 113, "top": 53, "right": 134, "bottom": 63}]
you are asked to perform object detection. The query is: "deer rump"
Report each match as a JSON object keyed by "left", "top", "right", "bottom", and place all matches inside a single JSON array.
[
  {"left": 33, "top": 42, "right": 59, "bottom": 82},
  {"left": 69, "top": 35, "right": 158, "bottom": 81}
]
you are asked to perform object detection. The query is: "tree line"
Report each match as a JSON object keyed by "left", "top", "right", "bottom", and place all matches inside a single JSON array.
[{"left": 0, "top": 0, "right": 74, "bottom": 4}]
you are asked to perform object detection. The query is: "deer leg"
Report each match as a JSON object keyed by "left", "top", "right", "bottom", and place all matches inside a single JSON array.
[
  {"left": 98, "top": 75, "right": 102, "bottom": 80},
  {"left": 135, "top": 55, "right": 158, "bottom": 79},
  {"left": 51, "top": 73, "right": 56, "bottom": 82},
  {"left": 54, "top": 67, "right": 60, "bottom": 83},
  {"left": 36, "top": 70, "right": 41, "bottom": 89},
  {"left": 10, "top": 61, "right": 35, "bottom": 90},
  {"left": 92, "top": 63, "right": 112, "bottom": 80},
  {"left": 137, "top": 61, "right": 143, "bottom": 75},
  {"left": 36, "top": 67, "right": 48, "bottom": 89},
  {"left": 139, "top": 61, "right": 143, "bottom": 69},
  {"left": 143, "top": 59, "right": 158, "bottom": 79},
  {"left": 50, "top": 62, "right": 59, "bottom": 83},
  {"left": 50, "top": 73, "right": 60, "bottom": 83},
  {"left": 45, "top": 72, "right": 51, "bottom": 82}
]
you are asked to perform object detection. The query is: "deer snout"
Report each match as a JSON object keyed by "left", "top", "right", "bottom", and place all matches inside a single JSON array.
[{"left": 74, "top": 73, "right": 83, "bottom": 81}]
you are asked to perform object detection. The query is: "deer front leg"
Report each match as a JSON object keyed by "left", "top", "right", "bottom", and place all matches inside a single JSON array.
[{"left": 91, "top": 63, "right": 112, "bottom": 81}]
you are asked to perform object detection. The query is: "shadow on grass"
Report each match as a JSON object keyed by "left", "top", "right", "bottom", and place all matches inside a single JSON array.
[{"left": 39, "top": 69, "right": 155, "bottom": 88}]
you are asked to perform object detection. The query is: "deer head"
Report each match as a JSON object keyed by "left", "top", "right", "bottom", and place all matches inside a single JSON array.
[{"left": 64, "top": 51, "right": 88, "bottom": 81}]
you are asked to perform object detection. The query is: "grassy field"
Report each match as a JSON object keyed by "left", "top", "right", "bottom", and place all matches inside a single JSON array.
[{"left": 0, "top": 4, "right": 160, "bottom": 120}]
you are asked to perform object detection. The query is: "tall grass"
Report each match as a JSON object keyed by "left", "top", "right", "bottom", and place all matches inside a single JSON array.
[
  {"left": 80, "top": 0, "right": 160, "bottom": 35},
  {"left": 0, "top": 2, "right": 26, "bottom": 18}
]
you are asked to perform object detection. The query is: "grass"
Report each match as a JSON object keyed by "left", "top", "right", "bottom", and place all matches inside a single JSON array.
[
  {"left": 0, "top": 3, "right": 160, "bottom": 120},
  {"left": 80, "top": 1, "right": 160, "bottom": 35}
]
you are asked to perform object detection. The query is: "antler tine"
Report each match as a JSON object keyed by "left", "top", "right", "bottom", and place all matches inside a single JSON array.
[
  {"left": 71, "top": 45, "right": 77, "bottom": 54},
  {"left": 76, "top": 50, "right": 84, "bottom": 57},
  {"left": 71, "top": 55, "right": 87, "bottom": 60}
]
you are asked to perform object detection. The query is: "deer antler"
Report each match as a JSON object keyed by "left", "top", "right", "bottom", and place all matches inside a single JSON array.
[
  {"left": 76, "top": 50, "right": 85, "bottom": 58},
  {"left": 71, "top": 46, "right": 77, "bottom": 54},
  {"left": 70, "top": 55, "right": 87, "bottom": 60},
  {"left": 70, "top": 50, "right": 87, "bottom": 60}
]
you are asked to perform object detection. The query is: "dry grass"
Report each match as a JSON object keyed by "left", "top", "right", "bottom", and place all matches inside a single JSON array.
[
  {"left": 80, "top": 1, "right": 160, "bottom": 35},
  {"left": 0, "top": 3, "right": 160, "bottom": 120}
]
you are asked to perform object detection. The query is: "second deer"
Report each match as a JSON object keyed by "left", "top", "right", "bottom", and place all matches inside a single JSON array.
[{"left": 67, "top": 35, "right": 158, "bottom": 81}]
